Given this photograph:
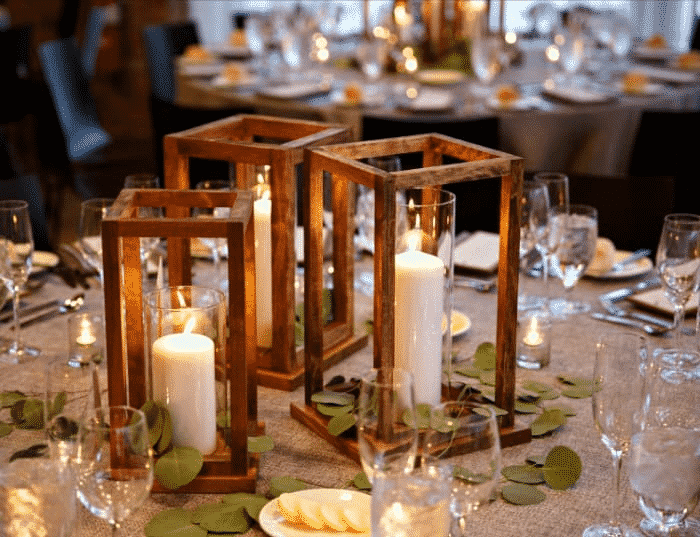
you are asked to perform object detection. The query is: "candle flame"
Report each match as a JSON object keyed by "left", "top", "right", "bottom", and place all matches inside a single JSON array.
[{"left": 523, "top": 317, "right": 543, "bottom": 346}]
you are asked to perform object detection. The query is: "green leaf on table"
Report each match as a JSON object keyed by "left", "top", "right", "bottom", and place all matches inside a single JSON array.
[
  {"left": 311, "top": 391, "right": 355, "bottom": 407},
  {"left": 192, "top": 502, "right": 228, "bottom": 524},
  {"left": 479, "top": 370, "right": 496, "bottom": 386},
  {"left": 0, "top": 391, "right": 25, "bottom": 409},
  {"left": 530, "top": 409, "right": 566, "bottom": 436},
  {"left": 501, "top": 482, "right": 546, "bottom": 505},
  {"left": 453, "top": 466, "right": 490, "bottom": 484},
  {"left": 557, "top": 375, "right": 593, "bottom": 386},
  {"left": 156, "top": 405, "right": 173, "bottom": 455},
  {"left": 221, "top": 493, "right": 269, "bottom": 521},
  {"left": 525, "top": 454, "right": 548, "bottom": 467},
  {"left": 145, "top": 508, "right": 206, "bottom": 537},
  {"left": 363, "top": 319, "right": 374, "bottom": 335},
  {"left": 141, "top": 400, "right": 164, "bottom": 448},
  {"left": 515, "top": 401, "right": 539, "bottom": 414},
  {"left": 474, "top": 404, "right": 508, "bottom": 417},
  {"left": 154, "top": 446, "right": 203, "bottom": 490},
  {"left": 561, "top": 385, "right": 594, "bottom": 399},
  {"left": 327, "top": 412, "right": 356, "bottom": 436},
  {"left": 536, "top": 389, "right": 560, "bottom": 401},
  {"left": 480, "top": 387, "right": 496, "bottom": 403},
  {"left": 415, "top": 403, "right": 432, "bottom": 429},
  {"left": 9, "top": 443, "right": 48, "bottom": 462},
  {"left": 542, "top": 446, "right": 582, "bottom": 490},
  {"left": 501, "top": 464, "right": 545, "bottom": 484},
  {"left": 12, "top": 398, "right": 44, "bottom": 429},
  {"left": 198, "top": 503, "right": 250, "bottom": 533},
  {"left": 352, "top": 472, "right": 372, "bottom": 491},
  {"left": 269, "top": 476, "right": 312, "bottom": 497},
  {"left": 543, "top": 403, "right": 576, "bottom": 417},
  {"left": 247, "top": 435, "right": 274, "bottom": 453},
  {"left": 453, "top": 364, "right": 482, "bottom": 378},
  {"left": 316, "top": 403, "right": 354, "bottom": 417},
  {"left": 48, "top": 392, "right": 66, "bottom": 420},
  {"left": 521, "top": 381, "right": 554, "bottom": 394},
  {"left": 0, "top": 421, "right": 12, "bottom": 438},
  {"left": 473, "top": 342, "right": 496, "bottom": 370}
]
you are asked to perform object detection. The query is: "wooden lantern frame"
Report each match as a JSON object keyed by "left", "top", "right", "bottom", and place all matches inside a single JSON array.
[
  {"left": 163, "top": 114, "right": 367, "bottom": 391},
  {"left": 102, "top": 188, "right": 260, "bottom": 493},
  {"left": 291, "top": 134, "right": 531, "bottom": 460}
]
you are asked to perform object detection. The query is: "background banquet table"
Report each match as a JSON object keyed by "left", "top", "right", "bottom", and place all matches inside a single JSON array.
[{"left": 1, "top": 260, "right": 698, "bottom": 536}]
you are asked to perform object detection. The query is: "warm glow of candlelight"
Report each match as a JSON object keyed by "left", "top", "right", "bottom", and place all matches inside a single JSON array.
[
  {"left": 524, "top": 316, "right": 543, "bottom": 347},
  {"left": 76, "top": 318, "right": 96, "bottom": 346}
]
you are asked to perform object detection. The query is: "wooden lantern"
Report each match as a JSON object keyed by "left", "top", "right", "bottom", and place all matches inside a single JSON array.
[
  {"left": 163, "top": 114, "right": 367, "bottom": 391},
  {"left": 291, "top": 134, "right": 531, "bottom": 460},
  {"left": 102, "top": 188, "right": 260, "bottom": 493}
]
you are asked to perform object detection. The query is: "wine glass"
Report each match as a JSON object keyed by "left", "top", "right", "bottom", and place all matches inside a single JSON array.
[
  {"left": 628, "top": 352, "right": 700, "bottom": 536},
  {"left": 123, "top": 174, "right": 162, "bottom": 272},
  {"left": 425, "top": 401, "right": 502, "bottom": 537},
  {"left": 471, "top": 32, "right": 504, "bottom": 96},
  {"left": 518, "top": 180, "right": 550, "bottom": 310},
  {"left": 78, "top": 198, "right": 114, "bottom": 286},
  {"left": 533, "top": 172, "right": 570, "bottom": 308},
  {"left": 0, "top": 200, "right": 38, "bottom": 363},
  {"left": 194, "top": 180, "right": 234, "bottom": 291},
  {"left": 245, "top": 14, "right": 272, "bottom": 76},
  {"left": 550, "top": 204, "right": 598, "bottom": 317},
  {"left": 584, "top": 331, "right": 649, "bottom": 537},
  {"left": 357, "top": 36, "right": 389, "bottom": 94},
  {"left": 356, "top": 368, "right": 418, "bottom": 485},
  {"left": 76, "top": 405, "right": 153, "bottom": 536},
  {"left": 555, "top": 19, "right": 586, "bottom": 85},
  {"left": 654, "top": 213, "right": 700, "bottom": 362}
]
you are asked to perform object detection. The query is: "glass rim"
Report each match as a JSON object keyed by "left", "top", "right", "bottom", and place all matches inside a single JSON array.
[
  {"left": 533, "top": 171, "right": 568, "bottom": 182},
  {"left": 144, "top": 284, "right": 225, "bottom": 311},
  {"left": 85, "top": 405, "right": 145, "bottom": 429},
  {"left": 0, "top": 200, "right": 29, "bottom": 211},
  {"left": 550, "top": 203, "right": 597, "bottom": 215},
  {"left": 398, "top": 187, "right": 456, "bottom": 209},
  {"left": 663, "top": 213, "right": 700, "bottom": 224}
]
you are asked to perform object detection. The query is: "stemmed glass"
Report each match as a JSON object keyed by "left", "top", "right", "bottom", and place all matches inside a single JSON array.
[
  {"left": 0, "top": 200, "right": 39, "bottom": 362},
  {"left": 425, "top": 401, "right": 502, "bottom": 537},
  {"left": 194, "top": 180, "right": 234, "bottom": 291},
  {"left": 357, "top": 36, "right": 389, "bottom": 96},
  {"left": 245, "top": 14, "right": 272, "bottom": 76},
  {"left": 78, "top": 198, "right": 114, "bottom": 286},
  {"left": 628, "top": 352, "right": 700, "bottom": 536},
  {"left": 471, "top": 31, "right": 504, "bottom": 97},
  {"left": 123, "top": 174, "right": 162, "bottom": 273},
  {"left": 555, "top": 17, "right": 586, "bottom": 86},
  {"left": 550, "top": 204, "right": 598, "bottom": 317},
  {"left": 654, "top": 213, "right": 700, "bottom": 361},
  {"left": 584, "top": 332, "right": 649, "bottom": 537},
  {"left": 518, "top": 180, "right": 550, "bottom": 310},
  {"left": 356, "top": 368, "right": 418, "bottom": 485},
  {"left": 76, "top": 405, "right": 153, "bottom": 536}
]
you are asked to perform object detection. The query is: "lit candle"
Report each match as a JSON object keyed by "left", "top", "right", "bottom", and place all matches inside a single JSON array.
[
  {"left": 254, "top": 194, "right": 273, "bottom": 348},
  {"left": 395, "top": 249, "right": 445, "bottom": 406},
  {"left": 523, "top": 316, "right": 544, "bottom": 347},
  {"left": 76, "top": 317, "right": 96, "bottom": 346},
  {"left": 152, "top": 331, "right": 217, "bottom": 454}
]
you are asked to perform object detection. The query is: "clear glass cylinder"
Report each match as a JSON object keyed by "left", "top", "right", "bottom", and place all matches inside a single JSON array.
[
  {"left": 395, "top": 187, "right": 455, "bottom": 406},
  {"left": 144, "top": 285, "right": 226, "bottom": 455}
]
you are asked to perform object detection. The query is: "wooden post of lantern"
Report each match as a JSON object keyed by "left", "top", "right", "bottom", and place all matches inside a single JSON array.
[
  {"left": 163, "top": 115, "right": 368, "bottom": 391},
  {"left": 290, "top": 134, "right": 531, "bottom": 461},
  {"left": 102, "top": 188, "right": 260, "bottom": 493}
]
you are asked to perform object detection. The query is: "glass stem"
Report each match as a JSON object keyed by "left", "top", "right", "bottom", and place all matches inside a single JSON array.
[
  {"left": 673, "top": 304, "right": 684, "bottom": 351},
  {"left": 11, "top": 284, "right": 21, "bottom": 352},
  {"left": 542, "top": 253, "right": 551, "bottom": 309},
  {"left": 610, "top": 452, "right": 622, "bottom": 529}
]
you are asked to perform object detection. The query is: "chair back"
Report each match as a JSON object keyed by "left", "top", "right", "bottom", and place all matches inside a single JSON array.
[
  {"left": 37, "top": 37, "right": 111, "bottom": 162},
  {"left": 143, "top": 22, "right": 199, "bottom": 103},
  {"left": 81, "top": 6, "right": 108, "bottom": 79},
  {"left": 0, "top": 175, "right": 52, "bottom": 251},
  {"left": 0, "top": 25, "right": 32, "bottom": 122}
]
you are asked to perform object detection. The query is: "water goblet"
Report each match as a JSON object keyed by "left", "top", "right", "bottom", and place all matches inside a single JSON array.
[
  {"left": 357, "top": 36, "right": 389, "bottom": 95},
  {"left": 76, "top": 405, "right": 153, "bottom": 536},
  {"left": 628, "top": 353, "right": 700, "bottom": 536},
  {"left": 124, "top": 174, "right": 163, "bottom": 272},
  {"left": 550, "top": 204, "right": 598, "bottom": 317},
  {"left": 425, "top": 401, "right": 502, "bottom": 537},
  {"left": 471, "top": 32, "right": 504, "bottom": 97},
  {"left": 518, "top": 180, "right": 550, "bottom": 310},
  {"left": 78, "top": 198, "right": 114, "bottom": 286},
  {"left": 555, "top": 19, "right": 586, "bottom": 85},
  {"left": 356, "top": 368, "right": 418, "bottom": 485},
  {"left": 194, "top": 179, "right": 234, "bottom": 290},
  {"left": 245, "top": 14, "right": 272, "bottom": 76},
  {"left": 0, "top": 200, "right": 39, "bottom": 362},
  {"left": 583, "top": 331, "right": 649, "bottom": 537},
  {"left": 654, "top": 213, "right": 700, "bottom": 362}
]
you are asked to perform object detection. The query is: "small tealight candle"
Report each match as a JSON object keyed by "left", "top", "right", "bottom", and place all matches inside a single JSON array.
[
  {"left": 517, "top": 308, "right": 551, "bottom": 369},
  {"left": 68, "top": 313, "right": 104, "bottom": 366}
]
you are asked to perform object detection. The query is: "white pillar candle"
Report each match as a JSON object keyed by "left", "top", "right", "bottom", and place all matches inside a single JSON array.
[
  {"left": 254, "top": 197, "right": 273, "bottom": 348},
  {"left": 152, "top": 332, "right": 217, "bottom": 455},
  {"left": 395, "top": 250, "right": 445, "bottom": 406}
]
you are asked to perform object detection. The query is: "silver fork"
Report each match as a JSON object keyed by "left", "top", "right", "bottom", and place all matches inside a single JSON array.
[{"left": 600, "top": 299, "right": 695, "bottom": 336}]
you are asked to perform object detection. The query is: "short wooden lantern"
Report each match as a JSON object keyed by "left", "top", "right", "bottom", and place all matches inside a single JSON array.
[
  {"left": 164, "top": 114, "right": 367, "bottom": 391},
  {"left": 102, "top": 188, "right": 260, "bottom": 493},
  {"left": 291, "top": 134, "right": 531, "bottom": 460}
]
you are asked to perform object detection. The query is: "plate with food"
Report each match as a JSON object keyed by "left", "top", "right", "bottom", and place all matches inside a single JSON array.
[
  {"left": 416, "top": 69, "right": 465, "bottom": 86},
  {"left": 585, "top": 238, "right": 653, "bottom": 280},
  {"left": 442, "top": 310, "right": 471, "bottom": 338}
]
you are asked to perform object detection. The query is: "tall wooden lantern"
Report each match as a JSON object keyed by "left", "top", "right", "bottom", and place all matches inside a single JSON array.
[
  {"left": 291, "top": 134, "right": 531, "bottom": 459},
  {"left": 102, "top": 188, "right": 260, "bottom": 493},
  {"left": 163, "top": 115, "right": 367, "bottom": 391}
]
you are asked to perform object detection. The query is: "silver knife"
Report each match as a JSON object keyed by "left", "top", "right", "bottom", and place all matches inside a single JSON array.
[
  {"left": 598, "top": 276, "right": 661, "bottom": 303},
  {"left": 0, "top": 299, "right": 61, "bottom": 324},
  {"left": 610, "top": 248, "right": 652, "bottom": 272}
]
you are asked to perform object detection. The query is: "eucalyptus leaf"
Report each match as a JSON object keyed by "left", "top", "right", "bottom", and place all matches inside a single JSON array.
[
  {"left": 473, "top": 342, "right": 496, "bottom": 370},
  {"left": 0, "top": 391, "right": 25, "bottom": 409},
  {"left": 363, "top": 319, "right": 374, "bottom": 335},
  {"left": 49, "top": 392, "right": 66, "bottom": 420},
  {"left": 199, "top": 504, "right": 251, "bottom": 533},
  {"left": 352, "top": 472, "right": 372, "bottom": 491},
  {"left": 192, "top": 502, "right": 227, "bottom": 524},
  {"left": 453, "top": 365, "right": 482, "bottom": 378},
  {"left": 311, "top": 392, "right": 355, "bottom": 407},
  {"left": 474, "top": 404, "right": 508, "bottom": 417},
  {"left": 316, "top": 403, "right": 354, "bottom": 417},
  {"left": 157, "top": 405, "right": 173, "bottom": 455},
  {"left": 526, "top": 454, "right": 547, "bottom": 467},
  {"left": 479, "top": 370, "right": 496, "bottom": 387},
  {"left": 480, "top": 388, "right": 496, "bottom": 403},
  {"left": 9, "top": 443, "right": 47, "bottom": 462},
  {"left": 145, "top": 508, "right": 206, "bottom": 537},
  {"left": 557, "top": 375, "right": 593, "bottom": 386},
  {"left": 543, "top": 446, "right": 582, "bottom": 490},
  {"left": 561, "top": 385, "right": 594, "bottom": 399},
  {"left": 501, "top": 482, "right": 546, "bottom": 505},
  {"left": 535, "top": 389, "right": 560, "bottom": 401},
  {"left": 327, "top": 413, "right": 356, "bottom": 436},
  {"left": 154, "top": 446, "right": 203, "bottom": 490},
  {"left": 13, "top": 398, "right": 44, "bottom": 429},
  {"left": 415, "top": 403, "right": 432, "bottom": 429},
  {"left": 514, "top": 401, "right": 539, "bottom": 414},
  {"left": 530, "top": 409, "right": 566, "bottom": 437},
  {"left": 221, "top": 493, "right": 269, "bottom": 521},
  {"left": 247, "top": 435, "right": 274, "bottom": 453},
  {"left": 501, "top": 464, "right": 545, "bottom": 484},
  {"left": 269, "top": 476, "right": 312, "bottom": 497},
  {"left": 453, "top": 466, "right": 490, "bottom": 484},
  {"left": 521, "top": 381, "right": 554, "bottom": 394},
  {"left": 0, "top": 422, "right": 12, "bottom": 438},
  {"left": 141, "top": 401, "right": 164, "bottom": 449},
  {"left": 543, "top": 403, "right": 576, "bottom": 417}
]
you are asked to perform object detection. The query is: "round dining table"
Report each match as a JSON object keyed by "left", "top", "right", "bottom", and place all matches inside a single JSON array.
[
  {"left": 176, "top": 37, "right": 700, "bottom": 177},
  {"left": 1, "top": 254, "right": 697, "bottom": 536}
]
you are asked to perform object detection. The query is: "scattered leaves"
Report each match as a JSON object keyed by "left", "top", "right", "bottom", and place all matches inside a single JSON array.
[
  {"left": 269, "top": 476, "right": 312, "bottom": 497},
  {"left": 327, "top": 413, "right": 356, "bottom": 436},
  {"left": 154, "top": 446, "right": 204, "bottom": 490},
  {"left": 311, "top": 392, "right": 355, "bottom": 407},
  {"left": 9, "top": 443, "right": 48, "bottom": 462},
  {"left": 530, "top": 409, "right": 566, "bottom": 437},
  {"left": 0, "top": 391, "right": 25, "bottom": 408},
  {"left": 501, "top": 482, "right": 547, "bottom": 505},
  {"left": 247, "top": 435, "right": 274, "bottom": 454},
  {"left": 0, "top": 422, "right": 12, "bottom": 438},
  {"left": 351, "top": 472, "right": 372, "bottom": 491},
  {"left": 473, "top": 342, "right": 496, "bottom": 370},
  {"left": 542, "top": 446, "right": 582, "bottom": 490},
  {"left": 501, "top": 465, "right": 545, "bottom": 485},
  {"left": 144, "top": 509, "right": 206, "bottom": 537}
]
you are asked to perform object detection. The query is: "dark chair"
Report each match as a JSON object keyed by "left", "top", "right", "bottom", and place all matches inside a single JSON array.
[
  {"left": 1, "top": 25, "right": 32, "bottom": 124},
  {"left": 563, "top": 173, "right": 675, "bottom": 253},
  {"left": 81, "top": 6, "right": 108, "bottom": 80},
  {"left": 361, "top": 115, "right": 501, "bottom": 234},
  {"left": 628, "top": 110, "right": 699, "bottom": 215},
  {"left": 1, "top": 175, "right": 52, "bottom": 251},
  {"left": 691, "top": 18, "right": 700, "bottom": 50},
  {"left": 143, "top": 22, "right": 253, "bottom": 186}
]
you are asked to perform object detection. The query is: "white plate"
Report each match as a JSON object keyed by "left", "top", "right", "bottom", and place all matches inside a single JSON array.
[
  {"left": 454, "top": 231, "right": 500, "bottom": 273},
  {"left": 485, "top": 95, "right": 537, "bottom": 111},
  {"left": 541, "top": 84, "right": 615, "bottom": 104},
  {"left": 207, "top": 43, "right": 251, "bottom": 59},
  {"left": 585, "top": 250, "right": 653, "bottom": 280},
  {"left": 258, "top": 489, "right": 371, "bottom": 537},
  {"left": 416, "top": 69, "right": 464, "bottom": 86},
  {"left": 211, "top": 73, "right": 261, "bottom": 89},
  {"left": 442, "top": 310, "right": 471, "bottom": 338},
  {"left": 258, "top": 82, "right": 331, "bottom": 100},
  {"left": 633, "top": 46, "right": 675, "bottom": 61},
  {"left": 399, "top": 88, "right": 454, "bottom": 111},
  {"left": 179, "top": 62, "right": 224, "bottom": 77}
]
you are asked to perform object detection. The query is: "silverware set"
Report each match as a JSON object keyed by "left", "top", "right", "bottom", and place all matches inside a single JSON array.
[{"left": 1, "top": 293, "right": 85, "bottom": 329}]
